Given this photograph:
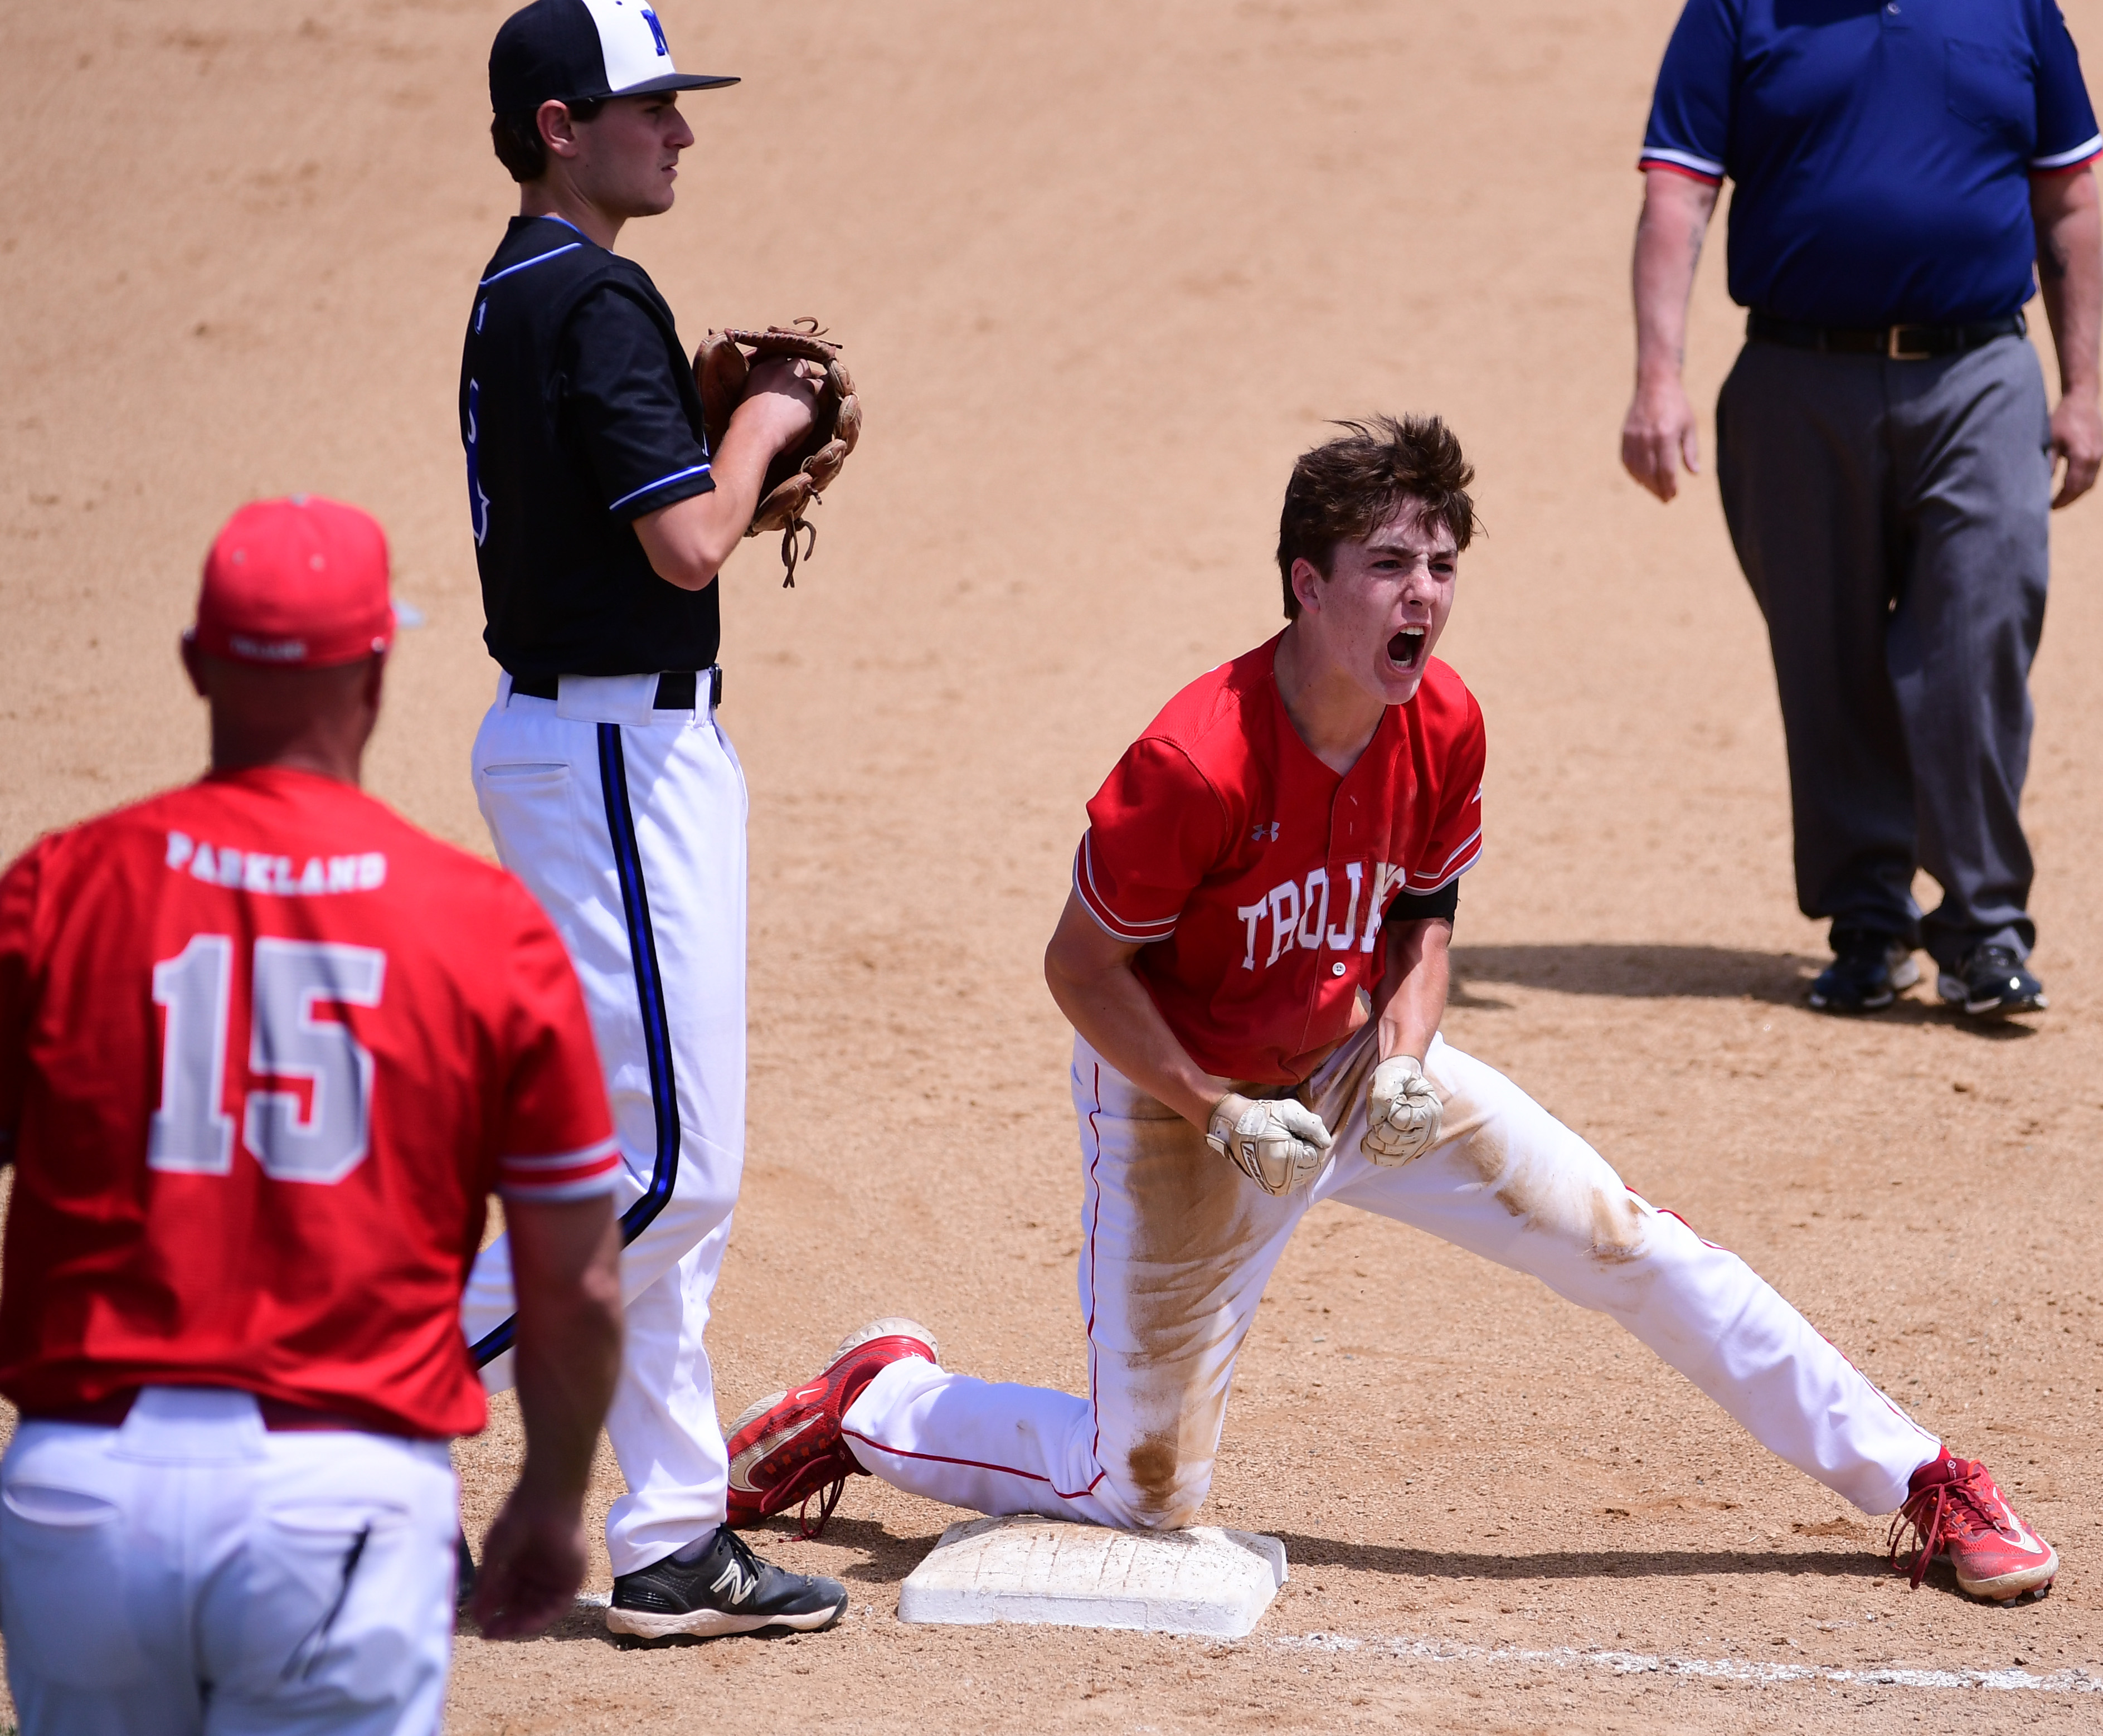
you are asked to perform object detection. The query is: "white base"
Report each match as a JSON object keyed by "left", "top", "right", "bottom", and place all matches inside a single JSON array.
[{"left": 897, "top": 1515, "right": 1288, "bottom": 1639}]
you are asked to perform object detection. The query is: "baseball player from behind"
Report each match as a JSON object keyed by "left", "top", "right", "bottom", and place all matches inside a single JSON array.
[
  {"left": 456, "top": 0, "right": 846, "bottom": 1638},
  {"left": 728, "top": 417, "right": 2060, "bottom": 1605},
  {"left": 0, "top": 497, "right": 624, "bottom": 1735}
]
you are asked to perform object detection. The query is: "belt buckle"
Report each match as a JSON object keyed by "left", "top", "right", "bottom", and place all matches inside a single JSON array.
[{"left": 1887, "top": 324, "right": 1933, "bottom": 361}]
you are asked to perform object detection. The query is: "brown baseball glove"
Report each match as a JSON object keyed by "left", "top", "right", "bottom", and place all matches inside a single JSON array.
[{"left": 693, "top": 319, "right": 861, "bottom": 586}]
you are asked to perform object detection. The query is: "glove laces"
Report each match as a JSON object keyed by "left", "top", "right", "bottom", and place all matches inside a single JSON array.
[{"left": 779, "top": 509, "right": 817, "bottom": 587}]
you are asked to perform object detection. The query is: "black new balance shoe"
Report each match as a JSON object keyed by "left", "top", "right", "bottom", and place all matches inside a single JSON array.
[
  {"left": 1938, "top": 944, "right": 2048, "bottom": 1018},
  {"left": 1808, "top": 932, "right": 1919, "bottom": 1013},
  {"left": 606, "top": 1524, "right": 849, "bottom": 1641}
]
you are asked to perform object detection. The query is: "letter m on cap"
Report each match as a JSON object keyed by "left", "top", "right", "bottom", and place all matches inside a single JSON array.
[{"left": 641, "top": 7, "right": 669, "bottom": 55}]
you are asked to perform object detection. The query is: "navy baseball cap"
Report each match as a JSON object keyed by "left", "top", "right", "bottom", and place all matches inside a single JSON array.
[{"left": 490, "top": 0, "right": 737, "bottom": 113}]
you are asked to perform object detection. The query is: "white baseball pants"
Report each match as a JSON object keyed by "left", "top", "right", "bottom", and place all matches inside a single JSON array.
[
  {"left": 0, "top": 1388, "right": 456, "bottom": 1736},
  {"left": 462, "top": 672, "right": 747, "bottom": 1576},
  {"left": 844, "top": 1027, "right": 1940, "bottom": 1526}
]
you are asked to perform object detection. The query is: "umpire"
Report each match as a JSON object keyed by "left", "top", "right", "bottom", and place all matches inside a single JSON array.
[
  {"left": 1621, "top": 0, "right": 2102, "bottom": 1018},
  {"left": 456, "top": 1, "right": 847, "bottom": 1639}
]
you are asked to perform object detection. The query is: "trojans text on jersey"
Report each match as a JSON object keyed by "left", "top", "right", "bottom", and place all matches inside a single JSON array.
[{"left": 1233, "top": 860, "right": 1413, "bottom": 972}]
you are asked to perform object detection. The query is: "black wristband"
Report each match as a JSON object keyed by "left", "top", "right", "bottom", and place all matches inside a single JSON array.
[{"left": 1384, "top": 881, "right": 1459, "bottom": 925}]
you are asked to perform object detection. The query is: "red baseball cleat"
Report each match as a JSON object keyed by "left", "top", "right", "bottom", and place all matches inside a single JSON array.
[
  {"left": 1890, "top": 1450, "right": 2058, "bottom": 1602},
  {"left": 725, "top": 1317, "right": 938, "bottom": 1538}
]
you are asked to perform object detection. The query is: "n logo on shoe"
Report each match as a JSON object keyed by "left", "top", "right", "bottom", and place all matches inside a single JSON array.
[{"left": 712, "top": 1558, "right": 758, "bottom": 1606}]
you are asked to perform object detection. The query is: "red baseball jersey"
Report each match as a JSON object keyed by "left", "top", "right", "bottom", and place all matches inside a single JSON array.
[
  {"left": 1074, "top": 637, "right": 1484, "bottom": 1084},
  {"left": 0, "top": 766, "right": 619, "bottom": 1438}
]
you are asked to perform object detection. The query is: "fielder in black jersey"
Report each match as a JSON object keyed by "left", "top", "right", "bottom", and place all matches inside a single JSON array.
[
  {"left": 455, "top": 0, "right": 847, "bottom": 1642},
  {"left": 464, "top": 218, "right": 725, "bottom": 677}
]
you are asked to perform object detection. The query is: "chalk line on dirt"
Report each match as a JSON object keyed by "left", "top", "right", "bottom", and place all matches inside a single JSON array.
[
  {"left": 1271, "top": 1632, "right": 2099, "bottom": 1693},
  {"left": 562, "top": 1593, "right": 2095, "bottom": 1693}
]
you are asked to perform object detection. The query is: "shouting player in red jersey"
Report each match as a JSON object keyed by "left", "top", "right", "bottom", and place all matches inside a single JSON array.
[
  {"left": 0, "top": 497, "right": 625, "bottom": 1734},
  {"left": 726, "top": 418, "right": 2059, "bottom": 1605}
]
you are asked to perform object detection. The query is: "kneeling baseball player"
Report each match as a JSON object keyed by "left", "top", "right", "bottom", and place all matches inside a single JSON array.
[{"left": 726, "top": 416, "right": 2058, "bottom": 1604}]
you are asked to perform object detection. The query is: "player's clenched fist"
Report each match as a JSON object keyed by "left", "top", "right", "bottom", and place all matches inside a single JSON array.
[
  {"left": 1362, "top": 1054, "right": 1443, "bottom": 1165},
  {"left": 1206, "top": 1092, "right": 1334, "bottom": 1195}
]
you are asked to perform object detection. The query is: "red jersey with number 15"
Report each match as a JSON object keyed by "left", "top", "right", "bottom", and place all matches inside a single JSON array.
[
  {"left": 0, "top": 767, "right": 618, "bottom": 1438},
  {"left": 1074, "top": 637, "right": 1484, "bottom": 1085}
]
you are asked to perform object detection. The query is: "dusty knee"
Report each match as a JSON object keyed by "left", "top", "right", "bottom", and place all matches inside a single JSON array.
[
  {"left": 1108, "top": 1434, "right": 1214, "bottom": 1530},
  {"left": 1427, "top": 1051, "right": 1651, "bottom": 1265},
  {"left": 1505, "top": 1165, "right": 1648, "bottom": 1262},
  {"left": 1473, "top": 1119, "right": 1648, "bottom": 1263}
]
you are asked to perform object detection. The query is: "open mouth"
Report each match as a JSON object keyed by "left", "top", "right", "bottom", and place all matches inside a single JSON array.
[{"left": 1388, "top": 627, "right": 1426, "bottom": 672}]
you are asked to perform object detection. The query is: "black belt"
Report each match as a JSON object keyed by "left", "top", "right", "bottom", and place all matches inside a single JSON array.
[
  {"left": 508, "top": 667, "right": 721, "bottom": 709},
  {"left": 1747, "top": 310, "right": 2024, "bottom": 359}
]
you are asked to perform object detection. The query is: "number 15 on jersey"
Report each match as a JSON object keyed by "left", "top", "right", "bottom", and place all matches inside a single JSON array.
[{"left": 148, "top": 933, "right": 385, "bottom": 1185}]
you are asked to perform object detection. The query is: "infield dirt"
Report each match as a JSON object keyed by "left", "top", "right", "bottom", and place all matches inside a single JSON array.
[{"left": 4, "top": 1, "right": 2101, "bottom": 1730}]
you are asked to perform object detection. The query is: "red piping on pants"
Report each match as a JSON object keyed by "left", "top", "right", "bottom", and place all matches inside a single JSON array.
[
  {"left": 1648, "top": 1198, "right": 1931, "bottom": 1444},
  {"left": 842, "top": 1429, "right": 1106, "bottom": 1502}
]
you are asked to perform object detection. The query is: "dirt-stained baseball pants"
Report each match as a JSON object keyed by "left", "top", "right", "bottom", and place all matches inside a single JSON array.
[
  {"left": 0, "top": 1388, "right": 457, "bottom": 1736},
  {"left": 462, "top": 671, "right": 747, "bottom": 1577},
  {"left": 844, "top": 1025, "right": 1941, "bottom": 1526}
]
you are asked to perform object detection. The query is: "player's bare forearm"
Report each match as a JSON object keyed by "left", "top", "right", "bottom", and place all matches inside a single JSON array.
[
  {"left": 1374, "top": 916, "right": 1451, "bottom": 1064},
  {"left": 474, "top": 1192, "right": 621, "bottom": 1639},
  {"left": 1621, "top": 167, "right": 1720, "bottom": 503},
  {"left": 1043, "top": 889, "right": 1230, "bottom": 1129},
  {"left": 508, "top": 1192, "right": 622, "bottom": 1498},
  {"left": 2033, "top": 166, "right": 2103, "bottom": 507},
  {"left": 633, "top": 361, "right": 818, "bottom": 588},
  {"left": 630, "top": 419, "right": 784, "bottom": 587}
]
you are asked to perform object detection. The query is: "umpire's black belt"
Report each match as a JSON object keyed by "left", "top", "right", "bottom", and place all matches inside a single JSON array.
[
  {"left": 509, "top": 666, "right": 722, "bottom": 709},
  {"left": 1747, "top": 310, "right": 2025, "bottom": 360}
]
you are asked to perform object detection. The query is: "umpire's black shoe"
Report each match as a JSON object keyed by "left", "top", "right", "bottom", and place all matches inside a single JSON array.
[
  {"left": 606, "top": 1524, "right": 849, "bottom": 1641},
  {"left": 1808, "top": 932, "right": 1919, "bottom": 1013},
  {"left": 1938, "top": 944, "right": 2048, "bottom": 1018},
  {"left": 455, "top": 1533, "right": 478, "bottom": 1610}
]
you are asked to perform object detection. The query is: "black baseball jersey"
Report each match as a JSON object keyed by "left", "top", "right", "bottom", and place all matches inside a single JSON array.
[{"left": 461, "top": 215, "right": 719, "bottom": 679}]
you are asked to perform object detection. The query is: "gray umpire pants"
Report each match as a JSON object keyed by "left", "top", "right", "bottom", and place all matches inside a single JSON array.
[{"left": 1715, "top": 333, "right": 2052, "bottom": 971}]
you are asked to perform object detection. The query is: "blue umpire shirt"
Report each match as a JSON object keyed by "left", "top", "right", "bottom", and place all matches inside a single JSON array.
[{"left": 1640, "top": 0, "right": 2102, "bottom": 327}]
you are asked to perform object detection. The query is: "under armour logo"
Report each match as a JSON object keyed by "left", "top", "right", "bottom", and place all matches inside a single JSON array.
[
  {"left": 712, "top": 1558, "right": 757, "bottom": 1605},
  {"left": 1251, "top": 821, "right": 1281, "bottom": 844}
]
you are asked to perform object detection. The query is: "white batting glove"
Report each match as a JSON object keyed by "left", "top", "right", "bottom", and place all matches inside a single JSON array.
[
  {"left": 1361, "top": 1054, "right": 1443, "bottom": 1165},
  {"left": 1206, "top": 1092, "right": 1334, "bottom": 1197}
]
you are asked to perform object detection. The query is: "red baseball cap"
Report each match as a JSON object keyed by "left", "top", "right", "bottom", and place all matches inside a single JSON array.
[{"left": 192, "top": 495, "right": 394, "bottom": 669}]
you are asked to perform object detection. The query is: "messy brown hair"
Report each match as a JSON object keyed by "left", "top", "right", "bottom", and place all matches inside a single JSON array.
[
  {"left": 490, "top": 98, "right": 606, "bottom": 184},
  {"left": 1276, "top": 415, "right": 1479, "bottom": 619}
]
